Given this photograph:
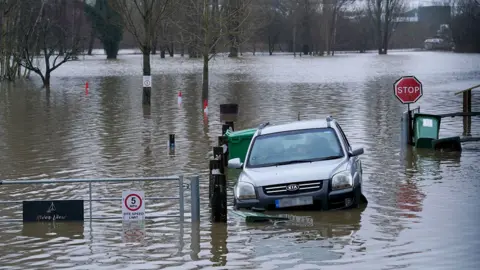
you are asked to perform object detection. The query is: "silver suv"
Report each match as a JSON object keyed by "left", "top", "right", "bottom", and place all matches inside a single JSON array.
[{"left": 228, "top": 117, "right": 365, "bottom": 211}]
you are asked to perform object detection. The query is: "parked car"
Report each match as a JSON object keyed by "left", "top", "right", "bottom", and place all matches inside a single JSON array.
[
  {"left": 424, "top": 38, "right": 454, "bottom": 51},
  {"left": 228, "top": 116, "right": 366, "bottom": 211}
]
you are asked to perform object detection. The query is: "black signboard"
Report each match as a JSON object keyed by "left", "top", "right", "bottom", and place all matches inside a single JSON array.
[{"left": 22, "top": 200, "right": 84, "bottom": 222}]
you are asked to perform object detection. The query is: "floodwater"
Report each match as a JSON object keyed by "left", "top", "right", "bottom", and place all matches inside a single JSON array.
[{"left": 0, "top": 50, "right": 479, "bottom": 269}]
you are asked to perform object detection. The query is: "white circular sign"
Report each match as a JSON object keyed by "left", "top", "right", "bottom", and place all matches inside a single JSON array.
[{"left": 143, "top": 76, "right": 152, "bottom": 88}]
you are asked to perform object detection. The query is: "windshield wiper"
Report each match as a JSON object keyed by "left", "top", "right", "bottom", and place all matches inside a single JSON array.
[
  {"left": 318, "top": 155, "right": 343, "bottom": 161},
  {"left": 272, "top": 156, "right": 343, "bottom": 166},
  {"left": 272, "top": 159, "right": 316, "bottom": 166}
]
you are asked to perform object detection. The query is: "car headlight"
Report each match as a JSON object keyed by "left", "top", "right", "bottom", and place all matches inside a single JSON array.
[
  {"left": 235, "top": 182, "right": 257, "bottom": 200},
  {"left": 332, "top": 171, "right": 353, "bottom": 190}
]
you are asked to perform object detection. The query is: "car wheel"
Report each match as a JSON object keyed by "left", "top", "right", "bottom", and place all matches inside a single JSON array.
[{"left": 353, "top": 186, "right": 362, "bottom": 208}]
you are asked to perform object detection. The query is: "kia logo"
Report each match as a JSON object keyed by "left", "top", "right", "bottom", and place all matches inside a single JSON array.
[{"left": 286, "top": 184, "right": 299, "bottom": 192}]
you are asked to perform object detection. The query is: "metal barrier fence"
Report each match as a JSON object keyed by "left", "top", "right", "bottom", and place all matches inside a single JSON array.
[{"left": 0, "top": 175, "right": 200, "bottom": 223}]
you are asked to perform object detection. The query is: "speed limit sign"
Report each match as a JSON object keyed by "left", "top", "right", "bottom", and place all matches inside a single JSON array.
[{"left": 122, "top": 190, "right": 145, "bottom": 220}]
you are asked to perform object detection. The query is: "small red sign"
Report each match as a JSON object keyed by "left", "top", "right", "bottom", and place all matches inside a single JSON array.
[{"left": 124, "top": 194, "right": 142, "bottom": 212}]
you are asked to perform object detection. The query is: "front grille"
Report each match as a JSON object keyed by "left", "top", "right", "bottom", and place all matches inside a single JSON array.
[{"left": 263, "top": 180, "right": 323, "bottom": 196}]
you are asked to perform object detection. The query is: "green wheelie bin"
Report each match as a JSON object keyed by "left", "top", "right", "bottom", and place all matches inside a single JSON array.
[
  {"left": 224, "top": 128, "right": 257, "bottom": 163},
  {"left": 413, "top": 113, "right": 442, "bottom": 149}
]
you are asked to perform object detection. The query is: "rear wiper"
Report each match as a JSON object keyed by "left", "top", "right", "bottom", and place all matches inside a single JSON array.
[{"left": 273, "top": 159, "right": 315, "bottom": 166}]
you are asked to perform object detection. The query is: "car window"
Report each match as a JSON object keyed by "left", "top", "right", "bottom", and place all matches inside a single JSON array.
[
  {"left": 335, "top": 123, "right": 351, "bottom": 151},
  {"left": 246, "top": 128, "right": 344, "bottom": 168}
]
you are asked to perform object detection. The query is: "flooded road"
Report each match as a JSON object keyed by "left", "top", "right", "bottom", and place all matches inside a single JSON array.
[{"left": 0, "top": 51, "right": 479, "bottom": 269}]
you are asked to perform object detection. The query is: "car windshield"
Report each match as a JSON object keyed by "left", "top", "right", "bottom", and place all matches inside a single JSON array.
[{"left": 246, "top": 128, "right": 344, "bottom": 168}]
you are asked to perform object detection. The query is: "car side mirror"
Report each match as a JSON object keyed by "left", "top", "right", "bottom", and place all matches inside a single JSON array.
[
  {"left": 227, "top": 158, "right": 243, "bottom": 169},
  {"left": 349, "top": 147, "right": 364, "bottom": 157}
]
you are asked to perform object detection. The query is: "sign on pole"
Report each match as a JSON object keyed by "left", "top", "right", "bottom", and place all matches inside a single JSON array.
[
  {"left": 394, "top": 76, "right": 423, "bottom": 104},
  {"left": 122, "top": 191, "right": 145, "bottom": 221},
  {"left": 142, "top": 76, "right": 152, "bottom": 88}
]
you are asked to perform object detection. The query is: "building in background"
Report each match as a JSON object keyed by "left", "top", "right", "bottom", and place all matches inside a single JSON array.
[{"left": 390, "top": 5, "right": 453, "bottom": 50}]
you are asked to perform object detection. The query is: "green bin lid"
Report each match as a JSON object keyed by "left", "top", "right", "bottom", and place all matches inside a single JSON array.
[
  {"left": 413, "top": 113, "right": 442, "bottom": 120},
  {"left": 225, "top": 128, "right": 257, "bottom": 141}
]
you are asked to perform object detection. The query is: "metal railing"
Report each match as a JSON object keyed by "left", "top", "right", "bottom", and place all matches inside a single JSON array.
[{"left": 0, "top": 175, "right": 200, "bottom": 223}]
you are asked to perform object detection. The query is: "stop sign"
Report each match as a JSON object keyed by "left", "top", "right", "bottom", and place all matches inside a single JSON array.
[{"left": 394, "top": 76, "right": 423, "bottom": 104}]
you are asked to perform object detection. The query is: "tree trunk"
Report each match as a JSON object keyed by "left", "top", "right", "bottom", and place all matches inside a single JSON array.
[
  {"left": 324, "top": 4, "right": 330, "bottom": 55},
  {"left": 211, "top": 0, "right": 219, "bottom": 54},
  {"left": 302, "top": 45, "right": 309, "bottom": 55},
  {"left": 142, "top": 50, "right": 151, "bottom": 105},
  {"left": 228, "top": 0, "right": 239, "bottom": 58},
  {"left": 268, "top": 36, "right": 273, "bottom": 55},
  {"left": 169, "top": 43, "right": 174, "bottom": 57},
  {"left": 152, "top": 34, "right": 158, "bottom": 55},
  {"left": 382, "top": 2, "right": 390, "bottom": 55},
  {"left": 293, "top": 26, "right": 296, "bottom": 57},
  {"left": 88, "top": 28, "right": 95, "bottom": 55},
  {"left": 160, "top": 49, "right": 166, "bottom": 58},
  {"left": 376, "top": 0, "right": 383, "bottom": 54},
  {"left": 105, "top": 41, "right": 119, "bottom": 59},
  {"left": 43, "top": 71, "right": 51, "bottom": 89},
  {"left": 329, "top": 10, "right": 338, "bottom": 56},
  {"left": 202, "top": 53, "right": 209, "bottom": 102},
  {"left": 229, "top": 44, "right": 238, "bottom": 57}
]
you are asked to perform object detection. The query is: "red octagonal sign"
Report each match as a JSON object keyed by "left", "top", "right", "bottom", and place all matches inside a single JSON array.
[{"left": 394, "top": 76, "right": 423, "bottom": 104}]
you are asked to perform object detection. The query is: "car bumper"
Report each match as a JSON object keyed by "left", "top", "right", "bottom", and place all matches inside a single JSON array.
[{"left": 235, "top": 183, "right": 359, "bottom": 211}]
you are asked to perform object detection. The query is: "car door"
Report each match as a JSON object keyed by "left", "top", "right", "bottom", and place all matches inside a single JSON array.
[{"left": 336, "top": 123, "right": 362, "bottom": 184}]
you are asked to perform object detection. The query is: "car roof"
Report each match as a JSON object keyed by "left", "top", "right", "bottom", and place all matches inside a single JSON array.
[{"left": 259, "top": 119, "right": 334, "bottom": 135}]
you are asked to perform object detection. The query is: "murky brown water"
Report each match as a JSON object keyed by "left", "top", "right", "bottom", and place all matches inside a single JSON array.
[{"left": 0, "top": 51, "right": 480, "bottom": 269}]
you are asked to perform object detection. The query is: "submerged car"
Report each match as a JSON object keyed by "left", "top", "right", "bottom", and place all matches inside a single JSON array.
[{"left": 228, "top": 116, "right": 366, "bottom": 211}]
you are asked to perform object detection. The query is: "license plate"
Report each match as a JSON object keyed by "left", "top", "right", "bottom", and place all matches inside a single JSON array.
[{"left": 275, "top": 196, "right": 313, "bottom": 208}]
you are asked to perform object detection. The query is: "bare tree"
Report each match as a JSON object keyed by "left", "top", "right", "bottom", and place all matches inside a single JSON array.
[
  {"left": 322, "top": 0, "right": 355, "bottom": 56},
  {"left": 236, "top": 0, "right": 271, "bottom": 55},
  {"left": 15, "top": 0, "right": 86, "bottom": 89},
  {"left": 451, "top": 0, "right": 480, "bottom": 52},
  {"left": 0, "top": 0, "right": 22, "bottom": 80},
  {"left": 366, "top": 0, "right": 406, "bottom": 54},
  {"left": 108, "top": 0, "right": 173, "bottom": 105},
  {"left": 259, "top": 0, "right": 289, "bottom": 55},
  {"left": 174, "top": 0, "right": 254, "bottom": 102},
  {"left": 226, "top": 0, "right": 260, "bottom": 57}
]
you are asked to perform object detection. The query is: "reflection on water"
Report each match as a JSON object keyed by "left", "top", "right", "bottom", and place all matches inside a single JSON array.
[
  {"left": 210, "top": 223, "right": 228, "bottom": 267},
  {"left": 122, "top": 220, "right": 146, "bottom": 244},
  {"left": 22, "top": 222, "right": 84, "bottom": 239},
  {"left": 0, "top": 51, "right": 480, "bottom": 269}
]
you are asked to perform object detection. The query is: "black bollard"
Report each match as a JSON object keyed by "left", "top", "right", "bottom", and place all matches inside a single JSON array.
[
  {"left": 218, "top": 136, "right": 229, "bottom": 167},
  {"left": 225, "top": 121, "right": 234, "bottom": 131},
  {"left": 213, "top": 147, "right": 225, "bottom": 174},
  {"left": 210, "top": 173, "right": 227, "bottom": 223},
  {"left": 209, "top": 159, "right": 223, "bottom": 203},
  {"left": 169, "top": 134, "right": 175, "bottom": 150},
  {"left": 221, "top": 124, "right": 231, "bottom": 135},
  {"left": 463, "top": 90, "right": 472, "bottom": 136}
]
